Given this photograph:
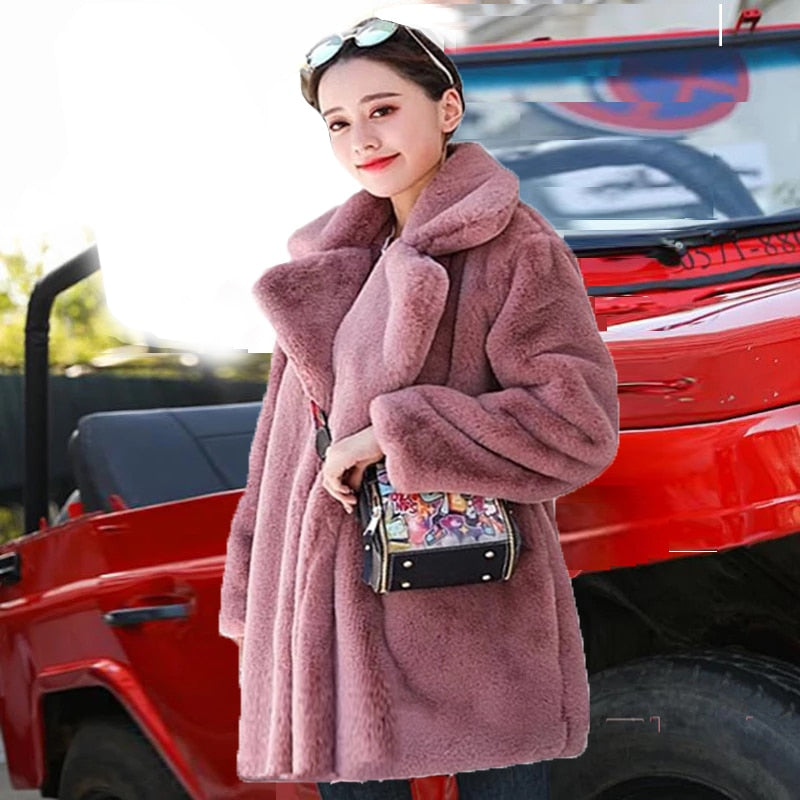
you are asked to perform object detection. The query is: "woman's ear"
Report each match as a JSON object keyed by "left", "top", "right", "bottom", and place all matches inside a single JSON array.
[{"left": 440, "top": 87, "right": 463, "bottom": 135}]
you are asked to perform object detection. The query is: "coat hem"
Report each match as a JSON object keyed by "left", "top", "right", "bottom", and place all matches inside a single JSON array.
[{"left": 235, "top": 730, "right": 571, "bottom": 784}]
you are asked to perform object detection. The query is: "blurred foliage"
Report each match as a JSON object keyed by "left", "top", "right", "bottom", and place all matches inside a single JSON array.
[
  {"left": 0, "top": 228, "right": 271, "bottom": 380},
  {"left": 0, "top": 503, "right": 24, "bottom": 546}
]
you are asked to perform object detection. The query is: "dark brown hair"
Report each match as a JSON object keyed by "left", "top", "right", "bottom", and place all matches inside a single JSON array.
[{"left": 301, "top": 19, "right": 466, "bottom": 144}]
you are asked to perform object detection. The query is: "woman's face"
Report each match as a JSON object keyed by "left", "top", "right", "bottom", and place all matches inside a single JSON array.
[{"left": 316, "top": 57, "right": 461, "bottom": 204}]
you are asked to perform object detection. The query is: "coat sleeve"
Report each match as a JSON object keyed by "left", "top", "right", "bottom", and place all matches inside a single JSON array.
[
  {"left": 218, "top": 343, "right": 287, "bottom": 642},
  {"left": 368, "top": 233, "right": 619, "bottom": 504}
]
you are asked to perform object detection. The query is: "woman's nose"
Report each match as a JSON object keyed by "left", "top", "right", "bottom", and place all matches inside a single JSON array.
[{"left": 351, "top": 123, "right": 380, "bottom": 158}]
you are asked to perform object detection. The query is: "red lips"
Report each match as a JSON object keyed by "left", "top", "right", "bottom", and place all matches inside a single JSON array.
[{"left": 358, "top": 154, "right": 399, "bottom": 170}]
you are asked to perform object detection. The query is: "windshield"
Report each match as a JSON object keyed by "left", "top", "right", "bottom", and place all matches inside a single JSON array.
[{"left": 451, "top": 35, "right": 800, "bottom": 237}]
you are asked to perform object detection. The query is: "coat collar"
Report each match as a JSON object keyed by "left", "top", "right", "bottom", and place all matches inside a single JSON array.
[{"left": 252, "top": 141, "right": 520, "bottom": 410}]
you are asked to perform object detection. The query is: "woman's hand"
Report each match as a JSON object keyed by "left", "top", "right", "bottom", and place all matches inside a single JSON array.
[{"left": 322, "top": 424, "right": 384, "bottom": 513}]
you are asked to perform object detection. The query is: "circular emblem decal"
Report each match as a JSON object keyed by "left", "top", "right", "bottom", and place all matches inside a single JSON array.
[{"left": 540, "top": 49, "right": 749, "bottom": 135}]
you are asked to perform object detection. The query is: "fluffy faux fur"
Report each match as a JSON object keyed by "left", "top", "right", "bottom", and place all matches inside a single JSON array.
[{"left": 218, "top": 141, "right": 620, "bottom": 783}]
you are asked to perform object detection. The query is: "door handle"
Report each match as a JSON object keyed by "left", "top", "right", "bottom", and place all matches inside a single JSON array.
[{"left": 103, "top": 602, "right": 191, "bottom": 626}]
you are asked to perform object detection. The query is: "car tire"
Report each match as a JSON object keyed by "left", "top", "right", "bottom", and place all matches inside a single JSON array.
[
  {"left": 58, "top": 717, "right": 190, "bottom": 800},
  {"left": 550, "top": 647, "right": 800, "bottom": 800}
]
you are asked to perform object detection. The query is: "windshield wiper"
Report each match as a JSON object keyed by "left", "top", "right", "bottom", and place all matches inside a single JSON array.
[{"left": 567, "top": 209, "right": 800, "bottom": 265}]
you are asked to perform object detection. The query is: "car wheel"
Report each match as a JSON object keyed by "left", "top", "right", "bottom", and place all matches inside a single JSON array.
[
  {"left": 550, "top": 647, "right": 800, "bottom": 800},
  {"left": 58, "top": 717, "right": 190, "bottom": 800}
]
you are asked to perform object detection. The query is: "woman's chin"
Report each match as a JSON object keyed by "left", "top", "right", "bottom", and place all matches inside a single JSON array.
[{"left": 357, "top": 178, "right": 404, "bottom": 198}]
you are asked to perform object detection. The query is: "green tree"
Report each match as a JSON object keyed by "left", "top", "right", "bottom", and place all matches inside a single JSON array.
[
  {"left": 0, "top": 228, "right": 271, "bottom": 380},
  {"left": 1, "top": 228, "right": 137, "bottom": 370}
]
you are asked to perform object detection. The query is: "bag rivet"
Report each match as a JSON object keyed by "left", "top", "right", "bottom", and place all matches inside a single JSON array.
[
  {"left": 402, "top": 559, "right": 413, "bottom": 568},
  {"left": 482, "top": 574, "right": 492, "bottom": 581},
  {"left": 364, "top": 544, "right": 371, "bottom": 551},
  {"left": 484, "top": 550, "right": 495, "bottom": 559},
  {"left": 401, "top": 581, "right": 411, "bottom": 589}
]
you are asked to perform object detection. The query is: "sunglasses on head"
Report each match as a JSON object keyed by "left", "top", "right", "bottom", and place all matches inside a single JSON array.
[{"left": 300, "top": 17, "right": 455, "bottom": 107}]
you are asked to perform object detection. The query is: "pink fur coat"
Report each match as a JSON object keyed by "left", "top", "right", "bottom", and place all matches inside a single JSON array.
[{"left": 218, "top": 140, "right": 620, "bottom": 783}]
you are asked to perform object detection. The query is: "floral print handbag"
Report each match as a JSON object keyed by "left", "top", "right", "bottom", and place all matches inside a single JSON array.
[{"left": 356, "top": 458, "right": 523, "bottom": 594}]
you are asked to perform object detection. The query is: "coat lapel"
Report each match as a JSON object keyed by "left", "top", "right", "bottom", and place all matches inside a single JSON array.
[{"left": 251, "top": 141, "right": 520, "bottom": 410}]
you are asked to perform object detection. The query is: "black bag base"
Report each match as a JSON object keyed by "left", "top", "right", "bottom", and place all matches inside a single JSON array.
[
  {"left": 355, "top": 462, "right": 523, "bottom": 594},
  {"left": 361, "top": 533, "right": 518, "bottom": 593}
]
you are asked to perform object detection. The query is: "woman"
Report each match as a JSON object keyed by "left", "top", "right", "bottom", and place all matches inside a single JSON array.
[{"left": 219, "top": 16, "right": 620, "bottom": 800}]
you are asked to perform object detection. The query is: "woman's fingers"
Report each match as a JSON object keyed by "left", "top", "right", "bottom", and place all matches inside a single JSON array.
[
  {"left": 325, "top": 469, "right": 353, "bottom": 497},
  {"left": 323, "top": 474, "right": 357, "bottom": 512},
  {"left": 320, "top": 439, "right": 373, "bottom": 513},
  {"left": 348, "top": 464, "right": 366, "bottom": 492}
]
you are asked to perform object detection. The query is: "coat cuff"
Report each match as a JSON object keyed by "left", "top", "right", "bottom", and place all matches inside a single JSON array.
[
  {"left": 218, "top": 470, "right": 259, "bottom": 641},
  {"left": 369, "top": 389, "right": 454, "bottom": 495},
  {"left": 219, "top": 614, "right": 245, "bottom": 642}
]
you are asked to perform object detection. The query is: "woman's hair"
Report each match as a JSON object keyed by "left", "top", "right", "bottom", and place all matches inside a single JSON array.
[{"left": 302, "top": 20, "right": 466, "bottom": 144}]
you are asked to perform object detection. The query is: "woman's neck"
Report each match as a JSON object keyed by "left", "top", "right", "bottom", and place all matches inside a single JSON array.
[{"left": 388, "top": 144, "right": 449, "bottom": 240}]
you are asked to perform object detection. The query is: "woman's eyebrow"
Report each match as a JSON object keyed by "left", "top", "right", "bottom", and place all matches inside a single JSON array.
[{"left": 322, "top": 92, "right": 402, "bottom": 118}]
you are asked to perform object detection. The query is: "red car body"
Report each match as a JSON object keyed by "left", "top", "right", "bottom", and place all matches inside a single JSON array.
[{"left": 2, "top": 9, "right": 800, "bottom": 799}]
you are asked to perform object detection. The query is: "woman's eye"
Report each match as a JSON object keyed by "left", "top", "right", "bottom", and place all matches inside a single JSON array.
[{"left": 328, "top": 106, "right": 395, "bottom": 132}]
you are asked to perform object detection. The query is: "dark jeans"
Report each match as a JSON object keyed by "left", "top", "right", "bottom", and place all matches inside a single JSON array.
[{"left": 317, "top": 760, "right": 550, "bottom": 800}]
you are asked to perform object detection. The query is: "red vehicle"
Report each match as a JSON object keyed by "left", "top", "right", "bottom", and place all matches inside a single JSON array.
[{"left": 2, "top": 8, "right": 800, "bottom": 799}]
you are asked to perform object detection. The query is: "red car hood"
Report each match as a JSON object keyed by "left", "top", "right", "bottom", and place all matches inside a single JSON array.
[{"left": 601, "top": 274, "right": 800, "bottom": 428}]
